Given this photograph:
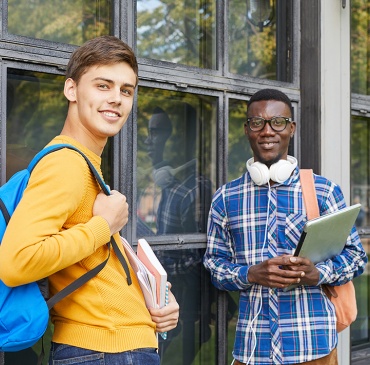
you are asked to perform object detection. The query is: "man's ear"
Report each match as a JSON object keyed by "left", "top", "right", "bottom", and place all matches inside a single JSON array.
[
  {"left": 244, "top": 123, "right": 249, "bottom": 141},
  {"left": 64, "top": 78, "right": 77, "bottom": 102},
  {"left": 244, "top": 123, "right": 250, "bottom": 138},
  {"left": 290, "top": 121, "right": 297, "bottom": 137}
]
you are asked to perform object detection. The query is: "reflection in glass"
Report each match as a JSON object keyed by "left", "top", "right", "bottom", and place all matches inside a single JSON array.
[
  {"left": 350, "top": 115, "right": 370, "bottom": 348},
  {"left": 6, "top": 70, "right": 66, "bottom": 180},
  {"left": 7, "top": 0, "right": 112, "bottom": 45},
  {"left": 351, "top": 116, "right": 370, "bottom": 230},
  {"left": 228, "top": 0, "right": 292, "bottom": 81},
  {"left": 137, "top": 88, "right": 215, "bottom": 236},
  {"left": 137, "top": 0, "right": 216, "bottom": 69},
  {"left": 351, "top": 0, "right": 370, "bottom": 95},
  {"left": 156, "top": 248, "right": 217, "bottom": 365},
  {"left": 136, "top": 87, "right": 217, "bottom": 364},
  {"left": 228, "top": 99, "right": 252, "bottom": 181},
  {"left": 246, "top": 0, "right": 275, "bottom": 32}
]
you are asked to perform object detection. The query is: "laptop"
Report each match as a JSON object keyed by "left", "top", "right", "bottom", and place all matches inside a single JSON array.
[{"left": 284, "top": 203, "right": 361, "bottom": 291}]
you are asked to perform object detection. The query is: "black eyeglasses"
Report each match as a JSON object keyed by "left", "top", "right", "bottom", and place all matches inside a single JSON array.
[{"left": 246, "top": 116, "right": 292, "bottom": 132}]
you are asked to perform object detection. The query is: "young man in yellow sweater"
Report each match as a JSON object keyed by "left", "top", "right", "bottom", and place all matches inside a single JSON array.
[{"left": 0, "top": 35, "right": 179, "bottom": 365}]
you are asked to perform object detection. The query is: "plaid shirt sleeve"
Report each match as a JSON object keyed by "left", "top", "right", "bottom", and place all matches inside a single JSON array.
[
  {"left": 313, "top": 175, "right": 367, "bottom": 285},
  {"left": 203, "top": 182, "right": 252, "bottom": 291}
]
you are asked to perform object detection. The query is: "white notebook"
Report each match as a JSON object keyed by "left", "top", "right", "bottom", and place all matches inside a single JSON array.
[
  {"left": 284, "top": 203, "right": 361, "bottom": 292},
  {"left": 294, "top": 203, "right": 361, "bottom": 263}
]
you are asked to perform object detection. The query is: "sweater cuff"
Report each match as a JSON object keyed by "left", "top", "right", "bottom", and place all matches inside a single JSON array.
[{"left": 85, "top": 216, "right": 111, "bottom": 250}]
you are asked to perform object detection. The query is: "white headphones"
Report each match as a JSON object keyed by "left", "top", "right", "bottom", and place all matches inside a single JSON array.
[
  {"left": 153, "top": 159, "right": 196, "bottom": 188},
  {"left": 246, "top": 155, "right": 297, "bottom": 186}
]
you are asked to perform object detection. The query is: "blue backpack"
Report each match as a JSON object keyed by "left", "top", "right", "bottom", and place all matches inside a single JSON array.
[{"left": 0, "top": 143, "right": 131, "bottom": 353}]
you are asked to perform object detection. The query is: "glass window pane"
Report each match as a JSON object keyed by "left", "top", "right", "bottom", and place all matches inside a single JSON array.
[
  {"left": 228, "top": 0, "right": 292, "bottom": 81},
  {"left": 7, "top": 0, "right": 112, "bottom": 45},
  {"left": 137, "top": 0, "right": 216, "bottom": 69},
  {"left": 228, "top": 99, "right": 252, "bottom": 181},
  {"left": 155, "top": 248, "right": 217, "bottom": 365},
  {"left": 137, "top": 87, "right": 216, "bottom": 237},
  {"left": 6, "top": 69, "right": 67, "bottom": 179},
  {"left": 136, "top": 88, "right": 217, "bottom": 364},
  {"left": 351, "top": 0, "right": 370, "bottom": 95},
  {"left": 350, "top": 115, "right": 370, "bottom": 349}
]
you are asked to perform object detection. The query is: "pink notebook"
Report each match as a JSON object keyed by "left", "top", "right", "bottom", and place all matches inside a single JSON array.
[{"left": 137, "top": 239, "right": 167, "bottom": 307}]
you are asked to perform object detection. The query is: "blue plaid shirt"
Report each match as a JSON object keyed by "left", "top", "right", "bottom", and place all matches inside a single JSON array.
[{"left": 204, "top": 167, "right": 367, "bottom": 364}]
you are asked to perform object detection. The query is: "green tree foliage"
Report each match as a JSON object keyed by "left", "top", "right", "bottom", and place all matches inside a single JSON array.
[
  {"left": 137, "top": 0, "right": 278, "bottom": 78},
  {"left": 351, "top": 0, "right": 370, "bottom": 95},
  {"left": 228, "top": 0, "right": 277, "bottom": 78},
  {"left": 137, "top": 0, "right": 216, "bottom": 68},
  {"left": 351, "top": 117, "right": 369, "bottom": 189},
  {"left": 228, "top": 99, "right": 252, "bottom": 181},
  {"left": 6, "top": 70, "right": 67, "bottom": 179},
  {"left": 350, "top": 1, "right": 370, "bottom": 204},
  {"left": 8, "top": 0, "right": 111, "bottom": 45}
]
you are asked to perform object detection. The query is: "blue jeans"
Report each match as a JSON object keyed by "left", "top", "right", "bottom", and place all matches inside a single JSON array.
[{"left": 49, "top": 343, "right": 160, "bottom": 365}]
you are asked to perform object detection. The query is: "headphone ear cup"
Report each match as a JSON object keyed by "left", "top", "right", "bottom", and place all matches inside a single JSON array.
[
  {"left": 153, "top": 166, "right": 174, "bottom": 188},
  {"left": 269, "top": 159, "right": 295, "bottom": 183},
  {"left": 246, "top": 159, "right": 270, "bottom": 186}
]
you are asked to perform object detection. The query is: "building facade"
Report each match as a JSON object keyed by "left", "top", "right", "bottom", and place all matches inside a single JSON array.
[{"left": 0, "top": 1, "right": 369, "bottom": 364}]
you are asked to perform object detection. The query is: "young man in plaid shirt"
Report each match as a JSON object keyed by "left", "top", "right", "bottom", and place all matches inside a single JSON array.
[{"left": 204, "top": 88, "right": 367, "bottom": 365}]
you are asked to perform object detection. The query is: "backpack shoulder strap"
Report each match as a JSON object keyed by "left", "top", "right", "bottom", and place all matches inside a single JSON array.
[
  {"left": 300, "top": 170, "right": 340, "bottom": 299},
  {"left": 300, "top": 169, "right": 320, "bottom": 220},
  {"left": 38, "top": 145, "right": 133, "bottom": 308},
  {"left": 28, "top": 144, "right": 110, "bottom": 195}
]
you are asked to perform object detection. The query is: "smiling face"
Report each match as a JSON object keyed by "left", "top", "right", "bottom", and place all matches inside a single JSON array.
[
  {"left": 63, "top": 62, "right": 136, "bottom": 154},
  {"left": 245, "top": 99, "right": 296, "bottom": 166}
]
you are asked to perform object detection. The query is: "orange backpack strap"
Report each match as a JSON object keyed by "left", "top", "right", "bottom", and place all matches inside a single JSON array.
[
  {"left": 300, "top": 169, "right": 320, "bottom": 220},
  {"left": 300, "top": 169, "right": 357, "bottom": 331}
]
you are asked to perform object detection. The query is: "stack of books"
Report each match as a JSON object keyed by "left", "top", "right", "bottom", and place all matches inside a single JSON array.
[{"left": 120, "top": 237, "right": 168, "bottom": 309}]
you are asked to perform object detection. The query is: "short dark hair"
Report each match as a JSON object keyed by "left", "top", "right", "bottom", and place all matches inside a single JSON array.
[
  {"left": 247, "top": 88, "right": 293, "bottom": 117},
  {"left": 149, "top": 107, "right": 173, "bottom": 134},
  {"left": 66, "top": 35, "right": 138, "bottom": 86}
]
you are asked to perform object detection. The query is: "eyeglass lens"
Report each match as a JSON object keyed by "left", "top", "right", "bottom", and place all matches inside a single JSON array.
[{"left": 247, "top": 117, "right": 290, "bottom": 132}]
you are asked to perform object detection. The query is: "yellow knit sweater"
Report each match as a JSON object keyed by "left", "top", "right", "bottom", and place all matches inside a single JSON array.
[{"left": 0, "top": 136, "right": 157, "bottom": 352}]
